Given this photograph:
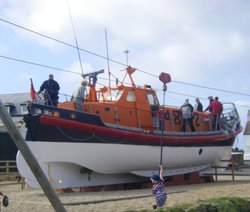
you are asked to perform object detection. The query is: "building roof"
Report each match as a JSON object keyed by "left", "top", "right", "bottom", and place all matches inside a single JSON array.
[{"left": 0, "top": 92, "right": 31, "bottom": 116}]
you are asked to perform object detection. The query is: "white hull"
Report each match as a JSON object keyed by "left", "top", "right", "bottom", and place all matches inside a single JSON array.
[{"left": 17, "top": 141, "right": 232, "bottom": 188}]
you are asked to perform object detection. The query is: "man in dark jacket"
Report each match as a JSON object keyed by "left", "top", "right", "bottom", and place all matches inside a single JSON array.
[{"left": 38, "top": 74, "right": 60, "bottom": 106}]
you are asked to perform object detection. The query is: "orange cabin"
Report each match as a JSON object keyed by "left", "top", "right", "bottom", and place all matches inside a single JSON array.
[{"left": 58, "top": 68, "right": 212, "bottom": 133}]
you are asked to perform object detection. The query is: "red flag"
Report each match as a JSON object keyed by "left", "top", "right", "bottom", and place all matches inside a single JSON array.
[{"left": 30, "top": 78, "right": 36, "bottom": 102}]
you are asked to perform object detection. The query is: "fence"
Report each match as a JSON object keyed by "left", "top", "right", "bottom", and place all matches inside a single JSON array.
[
  {"left": 0, "top": 160, "right": 25, "bottom": 189},
  {"left": 204, "top": 159, "right": 250, "bottom": 182}
]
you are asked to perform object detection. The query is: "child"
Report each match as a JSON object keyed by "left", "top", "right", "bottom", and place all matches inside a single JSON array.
[{"left": 151, "top": 165, "right": 167, "bottom": 209}]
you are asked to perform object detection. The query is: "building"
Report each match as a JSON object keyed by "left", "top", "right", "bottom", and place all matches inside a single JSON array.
[{"left": 0, "top": 92, "right": 31, "bottom": 160}]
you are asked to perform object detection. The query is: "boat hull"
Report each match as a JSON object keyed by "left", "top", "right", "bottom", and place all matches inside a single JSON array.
[
  {"left": 17, "top": 140, "right": 233, "bottom": 188},
  {"left": 17, "top": 104, "right": 242, "bottom": 188}
]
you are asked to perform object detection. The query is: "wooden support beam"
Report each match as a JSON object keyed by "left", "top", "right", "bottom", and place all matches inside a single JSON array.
[{"left": 0, "top": 99, "right": 66, "bottom": 212}]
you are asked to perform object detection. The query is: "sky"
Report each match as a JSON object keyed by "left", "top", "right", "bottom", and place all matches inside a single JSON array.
[{"left": 0, "top": 0, "right": 250, "bottom": 149}]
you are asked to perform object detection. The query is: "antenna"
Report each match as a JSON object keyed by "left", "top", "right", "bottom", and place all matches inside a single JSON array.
[
  {"left": 105, "top": 29, "right": 111, "bottom": 88},
  {"left": 120, "top": 49, "right": 130, "bottom": 84},
  {"left": 66, "top": 0, "right": 84, "bottom": 76},
  {"left": 123, "top": 49, "right": 129, "bottom": 67},
  {"left": 105, "top": 29, "right": 112, "bottom": 100}
]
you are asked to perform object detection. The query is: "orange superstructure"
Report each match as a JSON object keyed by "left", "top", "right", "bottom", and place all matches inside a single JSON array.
[{"left": 58, "top": 67, "right": 211, "bottom": 133}]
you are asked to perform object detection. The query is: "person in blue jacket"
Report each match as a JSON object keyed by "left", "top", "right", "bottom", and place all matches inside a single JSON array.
[{"left": 38, "top": 74, "right": 60, "bottom": 106}]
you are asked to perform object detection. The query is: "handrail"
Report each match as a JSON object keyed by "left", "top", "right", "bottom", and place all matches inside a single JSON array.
[{"left": 220, "top": 102, "right": 241, "bottom": 131}]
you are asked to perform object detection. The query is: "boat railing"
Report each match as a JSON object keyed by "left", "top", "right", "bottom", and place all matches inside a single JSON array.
[
  {"left": 220, "top": 102, "right": 241, "bottom": 132},
  {"left": 32, "top": 94, "right": 240, "bottom": 134}
]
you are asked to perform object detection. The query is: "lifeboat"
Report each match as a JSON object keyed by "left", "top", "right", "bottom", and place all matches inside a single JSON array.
[{"left": 16, "top": 67, "right": 242, "bottom": 189}]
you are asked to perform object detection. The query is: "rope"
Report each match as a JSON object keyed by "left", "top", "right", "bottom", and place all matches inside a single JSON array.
[
  {"left": 57, "top": 126, "right": 129, "bottom": 144},
  {"left": 94, "top": 134, "right": 129, "bottom": 144},
  {"left": 57, "top": 127, "right": 95, "bottom": 142}
]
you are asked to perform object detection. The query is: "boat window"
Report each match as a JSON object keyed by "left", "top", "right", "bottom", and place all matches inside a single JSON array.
[
  {"left": 126, "top": 91, "right": 136, "bottom": 102},
  {"left": 147, "top": 93, "right": 159, "bottom": 105},
  {"left": 104, "top": 89, "right": 124, "bottom": 101}
]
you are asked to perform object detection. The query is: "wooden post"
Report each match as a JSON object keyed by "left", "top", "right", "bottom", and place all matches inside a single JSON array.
[
  {"left": 0, "top": 100, "right": 66, "bottom": 212},
  {"left": 6, "top": 160, "right": 9, "bottom": 180},
  {"left": 232, "top": 160, "right": 235, "bottom": 181},
  {"left": 21, "top": 176, "right": 25, "bottom": 190},
  {"left": 214, "top": 165, "right": 218, "bottom": 182}
]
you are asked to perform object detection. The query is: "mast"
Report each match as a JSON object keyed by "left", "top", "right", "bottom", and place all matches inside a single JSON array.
[{"left": 105, "top": 29, "right": 112, "bottom": 100}]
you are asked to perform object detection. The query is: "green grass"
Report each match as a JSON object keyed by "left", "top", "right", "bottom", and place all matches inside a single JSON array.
[{"left": 126, "top": 197, "right": 250, "bottom": 212}]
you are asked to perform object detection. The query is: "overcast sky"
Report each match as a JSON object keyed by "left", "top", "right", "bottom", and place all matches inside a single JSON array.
[{"left": 1, "top": 0, "right": 250, "bottom": 149}]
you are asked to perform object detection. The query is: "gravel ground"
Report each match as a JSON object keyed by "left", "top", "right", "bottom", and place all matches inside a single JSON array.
[{"left": 1, "top": 176, "right": 250, "bottom": 212}]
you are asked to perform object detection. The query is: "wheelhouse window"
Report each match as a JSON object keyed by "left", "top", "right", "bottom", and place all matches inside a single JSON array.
[
  {"left": 126, "top": 91, "right": 136, "bottom": 102},
  {"left": 147, "top": 93, "right": 159, "bottom": 106},
  {"left": 109, "top": 89, "right": 124, "bottom": 101},
  {"left": 98, "top": 89, "right": 124, "bottom": 102}
]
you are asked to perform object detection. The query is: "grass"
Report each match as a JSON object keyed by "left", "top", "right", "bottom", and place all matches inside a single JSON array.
[{"left": 126, "top": 197, "right": 250, "bottom": 212}]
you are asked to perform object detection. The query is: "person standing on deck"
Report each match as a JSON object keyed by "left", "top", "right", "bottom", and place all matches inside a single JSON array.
[
  {"left": 208, "top": 96, "right": 223, "bottom": 130},
  {"left": 38, "top": 74, "right": 60, "bottom": 106},
  {"left": 194, "top": 97, "right": 203, "bottom": 112},
  {"left": 180, "top": 99, "right": 195, "bottom": 132},
  {"left": 204, "top": 96, "right": 214, "bottom": 112},
  {"left": 73, "top": 79, "right": 88, "bottom": 111}
]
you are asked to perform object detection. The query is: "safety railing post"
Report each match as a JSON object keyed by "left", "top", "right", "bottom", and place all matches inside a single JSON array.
[
  {"left": 6, "top": 160, "right": 9, "bottom": 180},
  {"left": 232, "top": 160, "right": 235, "bottom": 181},
  {"left": 214, "top": 165, "right": 218, "bottom": 182}
]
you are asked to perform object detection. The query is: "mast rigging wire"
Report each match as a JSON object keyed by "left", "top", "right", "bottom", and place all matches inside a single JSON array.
[
  {"left": 0, "top": 55, "right": 79, "bottom": 75},
  {"left": 2, "top": 53, "right": 249, "bottom": 109},
  {"left": 66, "top": 0, "right": 84, "bottom": 76},
  {"left": 1, "top": 18, "right": 250, "bottom": 98}
]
